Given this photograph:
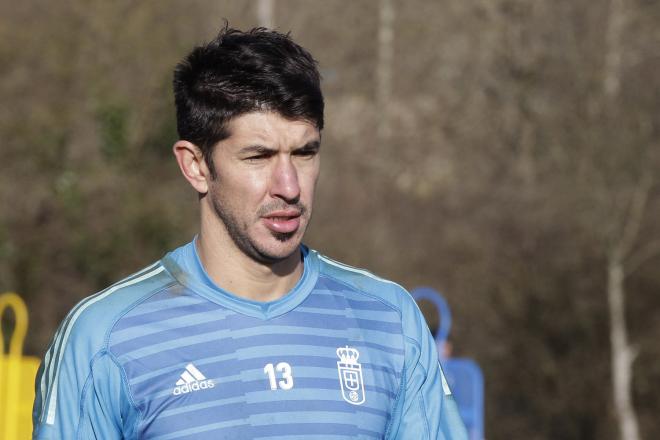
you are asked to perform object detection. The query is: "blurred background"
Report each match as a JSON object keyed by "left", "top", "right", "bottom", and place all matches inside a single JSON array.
[{"left": 1, "top": 0, "right": 659, "bottom": 439}]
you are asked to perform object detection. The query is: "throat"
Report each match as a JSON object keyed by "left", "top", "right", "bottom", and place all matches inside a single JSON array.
[{"left": 196, "top": 237, "right": 304, "bottom": 302}]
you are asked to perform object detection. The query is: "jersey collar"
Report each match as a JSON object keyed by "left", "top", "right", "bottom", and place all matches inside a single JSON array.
[{"left": 161, "top": 244, "right": 319, "bottom": 320}]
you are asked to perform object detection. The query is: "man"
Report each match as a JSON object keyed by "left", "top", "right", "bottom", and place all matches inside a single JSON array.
[{"left": 32, "top": 26, "right": 467, "bottom": 439}]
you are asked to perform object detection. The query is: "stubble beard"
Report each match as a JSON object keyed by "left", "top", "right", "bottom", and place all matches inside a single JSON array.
[{"left": 209, "top": 188, "right": 309, "bottom": 264}]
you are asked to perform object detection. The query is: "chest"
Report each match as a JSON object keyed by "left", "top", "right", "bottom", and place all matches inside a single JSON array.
[{"left": 111, "top": 304, "right": 405, "bottom": 439}]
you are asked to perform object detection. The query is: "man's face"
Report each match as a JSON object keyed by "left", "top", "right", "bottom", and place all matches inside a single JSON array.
[{"left": 206, "top": 111, "right": 321, "bottom": 263}]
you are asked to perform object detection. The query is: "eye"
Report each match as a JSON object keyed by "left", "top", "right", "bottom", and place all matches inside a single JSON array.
[
  {"left": 293, "top": 148, "right": 319, "bottom": 158},
  {"left": 244, "top": 151, "right": 275, "bottom": 162}
]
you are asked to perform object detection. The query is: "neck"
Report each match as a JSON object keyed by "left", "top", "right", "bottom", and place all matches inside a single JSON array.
[{"left": 196, "top": 215, "right": 304, "bottom": 302}]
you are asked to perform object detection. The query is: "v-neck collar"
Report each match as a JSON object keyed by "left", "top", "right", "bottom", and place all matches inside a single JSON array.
[{"left": 161, "top": 244, "right": 319, "bottom": 320}]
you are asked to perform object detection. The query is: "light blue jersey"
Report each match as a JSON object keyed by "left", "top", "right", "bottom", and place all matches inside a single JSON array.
[{"left": 33, "top": 241, "right": 467, "bottom": 439}]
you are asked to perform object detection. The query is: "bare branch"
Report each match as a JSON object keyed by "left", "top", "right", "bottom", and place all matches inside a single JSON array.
[
  {"left": 376, "top": 0, "right": 394, "bottom": 142},
  {"left": 625, "top": 238, "right": 660, "bottom": 277},
  {"left": 616, "top": 172, "right": 653, "bottom": 260},
  {"left": 603, "top": 0, "right": 627, "bottom": 99}
]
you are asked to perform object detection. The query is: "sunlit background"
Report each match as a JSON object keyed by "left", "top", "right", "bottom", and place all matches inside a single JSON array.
[{"left": 1, "top": 1, "right": 659, "bottom": 439}]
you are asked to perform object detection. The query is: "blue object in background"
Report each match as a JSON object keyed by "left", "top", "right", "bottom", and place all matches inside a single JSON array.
[
  {"left": 408, "top": 287, "right": 451, "bottom": 356},
  {"left": 444, "top": 358, "right": 484, "bottom": 440},
  {"left": 411, "top": 287, "right": 485, "bottom": 440}
]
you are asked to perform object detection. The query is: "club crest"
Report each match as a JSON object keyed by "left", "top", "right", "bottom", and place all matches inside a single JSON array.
[{"left": 336, "top": 346, "right": 366, "bottom": 405}]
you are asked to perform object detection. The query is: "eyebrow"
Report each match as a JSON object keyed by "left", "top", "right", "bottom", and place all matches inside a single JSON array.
[
  {"left": 238, "top": 140, "right": 321, "bottom": 155},
  {"left": 238, "top": 145, "right": 276, "bottom": 155}
]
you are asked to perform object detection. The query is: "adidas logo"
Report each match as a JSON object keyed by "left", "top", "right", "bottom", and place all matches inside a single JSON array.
[{"left": 172, "top": 363, "right": 215, "bottom": 396}]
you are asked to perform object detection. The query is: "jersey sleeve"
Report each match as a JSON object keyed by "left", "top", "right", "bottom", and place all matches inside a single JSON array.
[
  {"left": 386, "top": 293, "right": 468, "bottom": 440},
  {"left": 32, "top": 318, "right": 139, "bottom": 438}
]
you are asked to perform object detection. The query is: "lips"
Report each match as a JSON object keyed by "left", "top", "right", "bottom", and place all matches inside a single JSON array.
[{"left": 261, "top": 210, "right": 302, "bottom": 234}]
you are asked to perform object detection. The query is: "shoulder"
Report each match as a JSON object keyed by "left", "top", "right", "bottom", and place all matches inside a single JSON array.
[
  {"left": 58, "top": 261, "right": 175, "bottom": 353},
  {"left": 313, "top": 250, "right": 423, "bottom": 327},
  {"left": 34, "top": 261, "right": 176, "bottom": 430}
]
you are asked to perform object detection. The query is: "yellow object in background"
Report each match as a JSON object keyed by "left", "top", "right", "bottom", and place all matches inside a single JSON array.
[{"left": 0, "top": 293, "right": 41, "bottom": 440}]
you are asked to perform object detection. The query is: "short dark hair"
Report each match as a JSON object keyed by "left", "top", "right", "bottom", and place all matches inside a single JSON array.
[{"left": 173, "top": 25, "right": 324, "bottom": 178}]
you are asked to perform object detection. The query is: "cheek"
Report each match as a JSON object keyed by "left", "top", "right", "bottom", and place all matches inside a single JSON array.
[
  {"left": 305, "top": 174, "right": 320, "bottom": 201},
  {"left": 300, "top": 163, "right": 321, "bottom": 192},
  {"left": 244, "top": 175, "right": 271, "bottom": 202},
  {"left": 221, "top": 170, "right": 269, "bottom": 200}
]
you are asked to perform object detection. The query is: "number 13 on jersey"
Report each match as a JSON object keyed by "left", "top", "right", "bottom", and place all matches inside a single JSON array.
[{"left": 264, "top": 362, "right": 294, "bottom": 390}]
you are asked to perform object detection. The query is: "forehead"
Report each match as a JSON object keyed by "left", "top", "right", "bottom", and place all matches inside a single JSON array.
[{"left": 224, "top": 111, "right": 320, "bottom": 146}]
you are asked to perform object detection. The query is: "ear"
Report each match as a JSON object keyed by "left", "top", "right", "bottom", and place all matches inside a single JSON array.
[{"left": 173, "top": 140, "right": 210, "bottom": 194}]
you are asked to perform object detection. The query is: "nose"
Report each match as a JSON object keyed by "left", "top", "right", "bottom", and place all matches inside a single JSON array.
[{"left": 270, "top": 156, "right": 300, "bottom": 203}]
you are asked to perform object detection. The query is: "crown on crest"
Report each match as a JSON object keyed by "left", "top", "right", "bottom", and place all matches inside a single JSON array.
[{"left": 336, "top": 346, "right": 360, "bottom": 363}]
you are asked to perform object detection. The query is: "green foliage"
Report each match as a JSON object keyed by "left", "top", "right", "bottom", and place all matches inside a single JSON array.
[
  {"left": 140, "top": 104, "right": 179, "bottom": 160},
  {"left": 54, "top": 170, "right": 82, "bottom": 217},
  {"left": 96, "top": 102, "right": 130, "bottom": 161}
]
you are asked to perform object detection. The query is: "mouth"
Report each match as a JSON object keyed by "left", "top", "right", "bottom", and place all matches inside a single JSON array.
[{"left": 261, "top": 210, "right": 302, "bottom": 234}]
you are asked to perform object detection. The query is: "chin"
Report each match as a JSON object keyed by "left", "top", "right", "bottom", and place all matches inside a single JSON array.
[{"left": 253, "top": 234, "right": 303, "bottom": 263}]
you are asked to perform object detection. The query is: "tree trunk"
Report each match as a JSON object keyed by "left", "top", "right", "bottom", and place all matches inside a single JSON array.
[
  {"left": 376, "top": 0, "right": 394, "bottom": 142},
  {"left": 256, "top": 0, "right": 275, "bottom": 29},
  {"left": 602, "top": 0, "right": 643, "bottom": 436},
  {"left": 607, "top": 252, "right": 641, "bottom": 440}
]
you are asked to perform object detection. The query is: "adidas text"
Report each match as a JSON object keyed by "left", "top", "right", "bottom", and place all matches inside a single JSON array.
[{"left": 173, "top": 379, "right": 215, "bottom": 395}]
